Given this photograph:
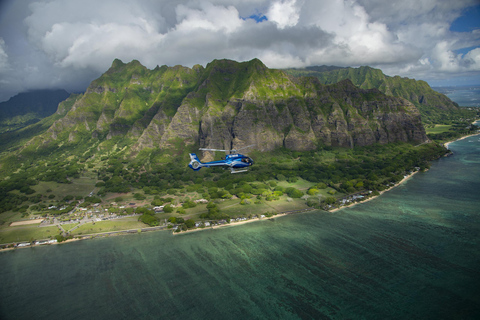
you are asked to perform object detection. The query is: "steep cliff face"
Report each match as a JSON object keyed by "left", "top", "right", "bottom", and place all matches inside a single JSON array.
[{"left": 33, "top": 58, "right": 427, "bottom": 156}]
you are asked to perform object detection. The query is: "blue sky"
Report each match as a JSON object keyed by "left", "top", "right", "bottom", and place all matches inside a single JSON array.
[
  {"left": 450, "top": 4, "right": 480, "bottom": 32},
  {"left": 0, "top": 0, "right": 479, "bottom": 101}
]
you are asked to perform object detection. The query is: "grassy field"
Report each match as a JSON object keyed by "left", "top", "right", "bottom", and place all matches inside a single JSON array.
[
  {"left": 425, "top": 124, "right": 452, "bottom": 134},
  {"left": 216, "top": 197, "right": 308, "bottom": 217},
  {"left": 71, "top": 218, "right": 147, "bottom": 236},
  {"left": 62, "top": 222, "right": 80, "bottom": 231},
  {"left": 32, "top": 178, "right": 97, "bottom": 199},
  {"left": 0, "top": 211, "right": 24, "bottom": 226},
  {"left": 277, "top": 178, "right": 315, "bottom": 190},
  {"left": 261, "top": 198, "right": 309, "bottom": 212},
  {"left": 0, "top": 226, "right": 59, "bottom": 243}
]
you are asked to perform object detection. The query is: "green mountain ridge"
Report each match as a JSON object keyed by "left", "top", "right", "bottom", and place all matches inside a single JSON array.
[
  {"left": 284, "top": 66, "right": 461, "bottom": 123},
  {"left": 17, "top": 58, "right": 428, "bottom": 162},
  {"left": 0, "top": 89, "right": 70, "bottom": 133}
]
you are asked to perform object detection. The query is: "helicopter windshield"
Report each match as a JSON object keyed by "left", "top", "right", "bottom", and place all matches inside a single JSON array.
[{"left": 242, "top": 157, "right": 253, "bottom": 164}]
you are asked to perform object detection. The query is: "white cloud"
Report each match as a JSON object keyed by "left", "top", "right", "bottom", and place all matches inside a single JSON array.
[
  {"left": 0, "top": 0, "right": 479, "bottom": 101},
  {"left": 266, "top": 0, "right": 300, "bottom": 29},
  {"left": 175, "top": 1, "right": 243, "bottom": 33},
  {"left": 431, "top": 42, "right": 480, "bottom": 72},
  {"left": 464, "top": 48, "right": 480, "bottom": 70},
  {"left": 0, "top": 38, "right": 9, "bottom": 73},
  {"left": 24, "top": 0, "right": 167, "bottom": 71}
]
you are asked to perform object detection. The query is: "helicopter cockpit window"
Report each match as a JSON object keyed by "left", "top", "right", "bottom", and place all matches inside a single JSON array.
[{"left": 242, "top": 158, "right": 250, "bottom": 163}]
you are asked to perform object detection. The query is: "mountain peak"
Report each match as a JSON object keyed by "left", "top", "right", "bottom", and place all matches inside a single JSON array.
[{"left": 111, "top": 58, "right": 126, "bottom": 69}]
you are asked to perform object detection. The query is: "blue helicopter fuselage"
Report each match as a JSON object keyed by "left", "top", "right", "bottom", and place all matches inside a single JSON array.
[{"left": 188, "top": 153, "right": 254, "bottom": 173}]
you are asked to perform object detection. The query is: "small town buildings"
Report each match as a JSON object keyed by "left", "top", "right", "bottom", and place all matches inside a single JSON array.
[
  {"left": 153, "top": 206, "right": 164, "bottom": 213},
  {"left": 16, "top": 242, "right": 31, "bottom": 247}
]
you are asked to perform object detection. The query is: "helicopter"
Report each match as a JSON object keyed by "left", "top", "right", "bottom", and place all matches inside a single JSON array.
[{"left": 188, "top": 145, "right": 255, "bottom": 173}]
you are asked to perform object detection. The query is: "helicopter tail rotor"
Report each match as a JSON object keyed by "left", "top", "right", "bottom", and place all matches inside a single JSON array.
[{"left": 188, "top": 153, "right": 202, "bottom": 171}]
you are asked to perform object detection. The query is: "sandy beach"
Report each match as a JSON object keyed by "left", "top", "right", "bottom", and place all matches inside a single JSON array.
[
  {"left": 445, "top": 132, "right": 480, "bottom": 149},
  {"left": 329, "top": 170, "right": 419, "bottom": 213},
  {"left": 174, "top": 212, "right": 291, "bottom": 235},
  {"left": 444, "top": 120, "right": 480, "bottom": 149}
]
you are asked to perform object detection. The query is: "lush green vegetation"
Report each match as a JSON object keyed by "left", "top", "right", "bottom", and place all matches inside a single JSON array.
[
  {"left": 425, "top": 124, "right": 452, "bottom": 134},
  {"left": 0, "top": 135, "right": 450, "bottom": 240},
  {"left": 1, "top": 58, "right": 478, "bottom": 243},
  {"left": 426, "top": 121, "right": 479, "bottom": 143}
]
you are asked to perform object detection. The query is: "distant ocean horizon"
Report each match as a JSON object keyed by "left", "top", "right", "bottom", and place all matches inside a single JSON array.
[
  {"left": 433, "top": 85, "right": 480, "bottom": 107},
  {"left": 1, "top": 131, "right": 480, "bottom": 319}
]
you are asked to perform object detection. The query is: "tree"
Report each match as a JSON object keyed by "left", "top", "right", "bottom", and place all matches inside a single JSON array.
[
  {"left": 285, "top": 187, "right": 303, "bottom": 198},
  {"left": 185, "top": 219, "right": 195, "bottom": 228},
  {"left": 307, "top": 198, "right": 321, "bottom": 208},
  {"left": 163, "top": 204, "right": 174, "bottom": 213},
  {"left": 133, "top": 193, "right": 146, "bottom": 200},
  {"left": 151, "top": 199, "right": 163, "bottom": 206},
  {"left": 323, "top": 196, "right": 336, "bottom": 205},
  {"left": 63, "top": 195, "right": 74, "bottom": 201},
  {"left": 316, "top": 182, "right": 327, "bottom": 189},
  {"left": 139, "top": 214, "right": 159, "bottom": 226},
  {"left": 182, "top": 200, "right": 197, "bottom": 208}
]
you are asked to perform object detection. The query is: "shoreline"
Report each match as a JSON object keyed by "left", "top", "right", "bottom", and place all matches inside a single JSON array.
[
  {"left": 329, "top": 170, "right": 419, "bottom": 213},
  {"left": 3, "top": 131, "right": 479, "bottom": 250},
  {"left": 0, "top": 170, "right": 442, "bottom": 249},
  {"left": 173, "top": 212, "right": 293, "bottom": 235},
  {"left": 444, "top": 120, "right": 480, "bottom": 149},
  {"left": 444, "top": 132, "right": 480, "bottom": 149}
]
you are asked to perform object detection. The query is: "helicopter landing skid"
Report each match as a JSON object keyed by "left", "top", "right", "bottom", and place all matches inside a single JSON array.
[{"left": 230, "top": 168, "right": 248, "bottom": 174}]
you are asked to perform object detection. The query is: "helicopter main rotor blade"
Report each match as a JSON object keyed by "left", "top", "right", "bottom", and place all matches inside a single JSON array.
[
  {"left": 199, "top": 148, "right": 229, "bottom": 152},
  {"left": 230, "top": 144, "right": 255, "bottom": 153},
  {"left": 200, "top": 144, "right": 255, "bottom": 154}
]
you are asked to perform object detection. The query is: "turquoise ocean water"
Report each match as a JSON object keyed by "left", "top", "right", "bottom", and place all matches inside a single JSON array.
[
  {"left": 1, "top": 135, "right": 480, "bottom": 319},
  {"left": 433, "top": 86, "right": 480, "bottom": 107}
]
